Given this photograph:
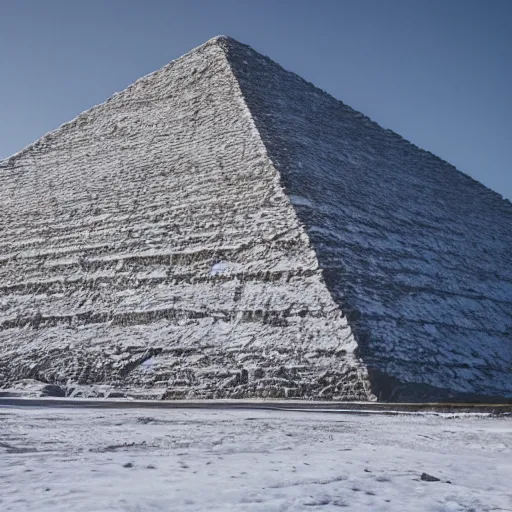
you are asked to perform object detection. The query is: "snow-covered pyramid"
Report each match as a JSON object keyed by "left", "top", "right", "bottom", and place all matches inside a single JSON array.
[{"left": 1, "top": 36, "right": 511, "bottom": 401}]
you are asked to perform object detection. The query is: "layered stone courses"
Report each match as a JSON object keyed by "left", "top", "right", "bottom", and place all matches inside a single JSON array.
[{"left": 0, "top": 36, "right": 510, "bottom": 401}]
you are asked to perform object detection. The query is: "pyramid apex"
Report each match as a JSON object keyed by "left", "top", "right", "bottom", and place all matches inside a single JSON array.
[
  {"left": 207, "top": 35, "right": 233, "bottom": 43},
  {"left": 202, "top": 35, "right": 247, "bottom": 49}
]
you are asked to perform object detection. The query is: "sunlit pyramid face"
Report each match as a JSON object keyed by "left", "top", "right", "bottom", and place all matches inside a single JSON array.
[{"left": 0, "top": 36, "right": 510, "bottom": 402}]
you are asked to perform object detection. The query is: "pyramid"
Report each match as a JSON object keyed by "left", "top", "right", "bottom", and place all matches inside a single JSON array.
[{"left": 1, "top": 36, "right": 511, "bottom": 402}]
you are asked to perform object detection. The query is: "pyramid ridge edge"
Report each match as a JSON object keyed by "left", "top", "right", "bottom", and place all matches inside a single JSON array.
[{"left": 0, "top": 36, "right": 240, "bottom": 168}]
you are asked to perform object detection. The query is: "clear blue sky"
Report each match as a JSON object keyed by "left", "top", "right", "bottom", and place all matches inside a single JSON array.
[{"left": 1, "top": 0, "right": 511, "bottom": 200}]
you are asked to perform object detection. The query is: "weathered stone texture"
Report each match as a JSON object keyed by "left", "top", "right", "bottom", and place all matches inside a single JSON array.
[
  {"left": 0, "top": 36, "right": 510, "bottom": 401},
  {"left": 224, "top": 39, "right": 512, "bottom": 400},
  {"left": 0, "top": 38, "right": 371, "bottom": 400}
]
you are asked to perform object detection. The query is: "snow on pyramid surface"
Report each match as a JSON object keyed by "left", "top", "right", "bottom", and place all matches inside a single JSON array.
[{"left": 0, "top": 36, "right": 511, "bottom": 401}]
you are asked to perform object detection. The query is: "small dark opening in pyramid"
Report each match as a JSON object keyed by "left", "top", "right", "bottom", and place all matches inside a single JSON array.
[{"left": 0, "top": 36, "right": 511, "bottom": 402}]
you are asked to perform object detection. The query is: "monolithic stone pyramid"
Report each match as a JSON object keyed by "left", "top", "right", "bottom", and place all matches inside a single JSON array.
[{"left": 1, "top": 36, "right": 511, "bottom": 401}]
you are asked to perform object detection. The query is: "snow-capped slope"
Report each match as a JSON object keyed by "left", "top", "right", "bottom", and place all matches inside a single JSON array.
[
  {"left": 0, "top": 37, "right": 371, "bottom": 400},
  {"left": 0, "top": 36, "right": 510, "bottom": 401},
  {"left": 223, "top": 38, "right": 512, "bottom": 400}
]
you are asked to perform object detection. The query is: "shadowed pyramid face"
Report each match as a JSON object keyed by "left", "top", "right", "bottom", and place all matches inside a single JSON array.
[{"left": 0, "top": 36, "right": 511, "bottom": 402}]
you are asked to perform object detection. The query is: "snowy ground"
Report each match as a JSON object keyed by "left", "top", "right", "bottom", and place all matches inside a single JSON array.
[{"left": 1, "top": 406, "right": 511, "bottom": 511}]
